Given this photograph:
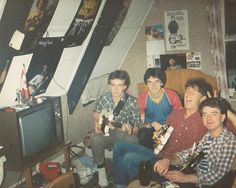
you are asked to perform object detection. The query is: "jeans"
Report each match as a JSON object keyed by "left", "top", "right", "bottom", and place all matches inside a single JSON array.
[
  {"left": 137, "top": 127, "right": 155, "bottom": 150},
  {"left": 113, "top": 141, "right": 156, "bottom": 185},
  {"left": 91, "top": 129, "right": 138, "bottom": 164}
]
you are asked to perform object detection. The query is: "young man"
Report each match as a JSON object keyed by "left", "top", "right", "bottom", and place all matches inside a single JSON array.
[
  {"left": 153, "top": 97, "right": 236, "bottom": 188},
  {"left": 113, "top": 78, "right": 214, "bottom": 187},
  {"left": 137, "top": 67, "right": 182, "bottom": 150},
  {"left": 91, "top": 70, "right": 141, "bottom": 187}
]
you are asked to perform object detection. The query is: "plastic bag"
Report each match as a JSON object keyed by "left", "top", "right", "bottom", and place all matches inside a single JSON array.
[{"left": 71, "top": 155, "right": 97, "bottom": 185}]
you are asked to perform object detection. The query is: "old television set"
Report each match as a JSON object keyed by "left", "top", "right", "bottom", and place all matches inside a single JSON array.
[{"left": 0, "top": 97, "right": 64, "bottom": 170}]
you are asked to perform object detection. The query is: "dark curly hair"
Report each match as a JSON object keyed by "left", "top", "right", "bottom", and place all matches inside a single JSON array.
[
  {"left": 185, "top": 78, "right": 213, "bottom": 98},
  {"left": 143, "top": 68, "right": 166, "bottom": 87}
]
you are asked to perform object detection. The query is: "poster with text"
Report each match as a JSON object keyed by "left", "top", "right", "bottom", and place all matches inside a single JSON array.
[
  {"left": 164, "top": 9, "right": 189, "bottom": 51},
  {"left": 186, "top": 52, "right": 201, "bottom": 70}
]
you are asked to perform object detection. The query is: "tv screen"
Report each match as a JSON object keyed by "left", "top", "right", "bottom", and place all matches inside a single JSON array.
[
  {"left": 19, "top": 102, "right": 56, "bottom": 158},
  {"left": 0, "top": 97, "right": 64, "bottom": 170}
]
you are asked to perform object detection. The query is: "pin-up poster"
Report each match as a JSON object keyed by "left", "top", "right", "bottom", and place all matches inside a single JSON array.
[{"left": 164, "top": 9, "right": 189, "bottom": 51}]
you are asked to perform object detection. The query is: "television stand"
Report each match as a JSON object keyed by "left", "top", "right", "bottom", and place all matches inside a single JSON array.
[{"left": 23, "top": 141, "right": 72, "bottom": 188}]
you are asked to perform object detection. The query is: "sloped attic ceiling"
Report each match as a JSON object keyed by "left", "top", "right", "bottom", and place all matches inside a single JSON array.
[{"left": 0, "top": 0, "right": 154, "bottom": 113}]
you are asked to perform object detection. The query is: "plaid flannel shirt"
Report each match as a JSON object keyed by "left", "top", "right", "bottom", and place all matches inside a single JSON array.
[
  {"left": 94, "top": 92, "right": 141, "bottom": 128},
  {"left": 176, "top": 128, "right": 236, "bottom": 186}
]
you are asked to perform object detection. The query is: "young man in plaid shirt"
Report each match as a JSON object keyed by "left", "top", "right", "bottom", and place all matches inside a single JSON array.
[
  {"left": 154, "top": 97, "right": 236, "bottom": 188},
  {"left": 91, "top": 70, "right": 141, "bottom": 187}
]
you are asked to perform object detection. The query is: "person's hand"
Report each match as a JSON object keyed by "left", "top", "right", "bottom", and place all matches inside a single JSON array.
[
  {"left": 132, "top": 127, "right": 139, "bottom": 134},
  {"left": 151, "top": 121, "right": 162, "bottom": 131},
  {"left": 153, "top": 158, "right": 170, "bottom": 176},
  {"left": 207, "top": 90, "right": 219, "bottom": 98},
  {"left": 164, "top": 170, "right": 189, "bottom": 183},
  {"left": 94, "top": 123, "right": 102, "bottom": 134}
]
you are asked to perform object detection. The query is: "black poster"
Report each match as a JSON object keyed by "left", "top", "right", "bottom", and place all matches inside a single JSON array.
[
  {"left": 26, "top": 38, "right": 63, "bottom": 96},
  {"left": 0, "top": 0, "right": 33, "bottom": 93},
  {"left": 67, "top": 0, "right": 125, "bottom": 114},
  {"left": 21, "top": 0, "right": 59, "bottom": 52},
  {"left": 105, "top": 0, "right": 132, "bottom": 46},
  {"left": 64, "top": 0, "right": 102, "bottom": 47},
  {"left": 0, "top": 0, "right": 33, "bottom": 70}
]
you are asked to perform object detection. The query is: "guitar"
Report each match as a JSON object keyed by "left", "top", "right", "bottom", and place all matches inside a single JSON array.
[
  {"left": 181, "top": 143, "right": 204, "bottom": 174},
  {"left": 152, "top": 124, "right": 173, "bottom": 155},
  {"left": 99, "top": 111, "right": 134, "bottom": 136}
]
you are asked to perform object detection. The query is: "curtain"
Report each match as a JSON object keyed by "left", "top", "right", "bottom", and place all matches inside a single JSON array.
[{"left": 207, "top": 0, "right": 229, "bottom": 98}]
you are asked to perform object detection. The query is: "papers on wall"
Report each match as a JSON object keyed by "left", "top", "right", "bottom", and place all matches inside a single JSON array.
[{"left": 145, "top": 24, "right": 165, "bottom": 68}]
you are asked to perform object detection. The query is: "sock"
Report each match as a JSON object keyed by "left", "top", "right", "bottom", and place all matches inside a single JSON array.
[
  {"left": 98, "top": 167, "right": 108, "bottom": 187},
  {"left": 115, "top": 184, "right": 127, "bottom": 188}
]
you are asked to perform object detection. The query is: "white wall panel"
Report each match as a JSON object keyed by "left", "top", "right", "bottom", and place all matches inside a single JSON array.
[{"left": 43, "top": 0, "right": 81, "bottom": 37}]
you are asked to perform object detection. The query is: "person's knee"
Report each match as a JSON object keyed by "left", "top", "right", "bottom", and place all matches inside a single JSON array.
[
  {"left": 123, "top": 153, "right": 139, "bottom": 180},
  {"left": 123, "top": 153, "right": 137, "bottom": 167},
  {"left": 137, "top": 127, "right": 150, "bottom": 141},
  {"left": 91, "top": 133, "right": 103, "bottom": 147},
  {"left": 114, "top": 141, "right": 127, "bottom": 151}
]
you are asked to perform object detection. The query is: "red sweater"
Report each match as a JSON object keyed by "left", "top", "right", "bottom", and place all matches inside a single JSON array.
[{"left": 137, "top": 88, "right": 182, "bottom": 114}]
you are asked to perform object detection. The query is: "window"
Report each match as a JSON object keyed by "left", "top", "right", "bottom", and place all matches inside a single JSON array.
[{"left": 224, "top": 0, "right": 236, "bottom": 94}]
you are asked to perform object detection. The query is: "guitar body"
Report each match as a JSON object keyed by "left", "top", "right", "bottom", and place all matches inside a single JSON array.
[
  {"left": 153, "top": 124, "right": 173, "bottom": 155},
  {"left": 181, "top": 151, "right": 204, "bottom": 174}
]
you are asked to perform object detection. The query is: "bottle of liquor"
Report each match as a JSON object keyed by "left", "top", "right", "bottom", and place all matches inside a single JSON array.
[{"left": 139, "top": 160, "right": 152, "bottom": 186}]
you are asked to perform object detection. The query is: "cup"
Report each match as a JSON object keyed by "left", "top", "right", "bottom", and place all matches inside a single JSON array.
[{"left": 139, "top": 160, "right": 152, "bottom": 186}]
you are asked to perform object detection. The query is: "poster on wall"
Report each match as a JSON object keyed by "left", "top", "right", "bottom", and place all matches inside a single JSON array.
[
  {"left": 0, "top": 54, "right": 33, "bottom": 108},
  {"left": 160, "top": 53, "right": 187, "bottom": 71},
  {"left": 186, "top": 52, "right": 201, "bottom": 70},
  {"left": 64, "top": 0, "right": 102, "bottom": 47},
  {"left": 26, "top": 41, "right": 64, "bottom": 97},
  {"left": 105, "top": 0, "right": 132, "bottom": 45},
  {"left": 21, "top": 0, "right": 59, "bottom": 51},
  {"left": 145, "top": 24, "right": 165, "bottom": 68},
  {"left": 164, "top": 9, "right": 189, "bottom": 51}
]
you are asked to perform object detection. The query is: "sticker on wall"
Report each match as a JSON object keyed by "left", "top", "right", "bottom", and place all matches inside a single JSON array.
[{"left": 186, "top": 52, "right": 201, "bottom": 70}]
